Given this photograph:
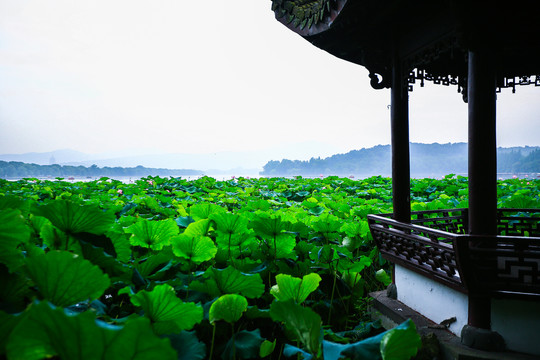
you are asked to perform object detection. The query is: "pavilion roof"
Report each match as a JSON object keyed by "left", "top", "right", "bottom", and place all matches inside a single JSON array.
[{"left": 272, "top": 0, "right": 540, "bottom": 94}]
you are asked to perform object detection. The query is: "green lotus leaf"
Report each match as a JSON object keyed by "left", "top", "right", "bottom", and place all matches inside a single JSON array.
[
  {"left": 32, "top": 215, "right": 79, "bottom": 252},
  {"left": 189, "top": 203, "right": 226, "bottom": 221},
  {"left": 215, "top": 230, "right": 256, "bottom": 263},
  {"left": 38, "top": 221, "right": 81, "bottom": 253},
  {"left": 79, "top": 241, "right": 130, "bottom": 281},
  {"left": 250, "top": 212, "right": 288, "bottom": 239},
  {"left": 165, "top": 331, "right": 206, "bottom": 360},
  {"left": 175, "top": 216, "right": 195, "bottom": 228},
  {"left": 309, "top": 206, "right": 325, "bottom": 216},
  {"left": 245, "top": 199, "right": 270, "bottom": 211},
  {"left": 215, "top": 230, "right": 255, "bottom": 250},
  {"left": 210, "top": 212, "right": 249, "bottom": 235},
  {"left": 106, "top": 223, "right": 132, "bottom": 263},
  {"left": 222, "top": 329, "right": 265, "bottom": 360},
  {"left": 259, "top": 339, "right": 277, "bottom": 358},
  {"left": 312, "top": 213, "right": 342, "bottom": 238},
  {"left": 25, "top": 250, "right": 110, "bottom": 308},
  {"left": 269, "top": 300, "right": 322, "bottom": 356},
  {"left": 0, "top": 209, "right": 31, "bottom": 271},
  {"left": 171, "top": 234, "right": 217, "bottom": 264},
  {"left": 313, "top": 244, "right": 340, "bottom": 264},
  {"left": 270, "top": 273, "right": 321, "bottom": 304},
  {"left": 283, "top": 345, "right": 313, "bottom": 360},
  {"left": 375, "top": 269, "right": 392, "bottom": 287},
  {"left": 6, "top": 301, "right": 176, "bottom": 360},
  {"left": 0, "top": 310, "right": 23, "bottom": 354},
  {"left": 131, "top": 284, "right": 203, "bottom": 335},
  {"left": 34, "top": 199, "right": 115, "bottom": 235},
  {"left": 0, "top": 265, "right": 31, "bottom": 313},
  {"left": 321, "top": 319, "right": 416, "bottom": 360},
  {"left": 182, "top": 219, "right": 213, "bottom": 237},
  {"left": 189, "top": 266, "right": 264, "bottom": 299},
  {"left": 380, "top": 319, "right": 421, "bottom": 360},
  {"left": 134, "top": 248, "right": 174, "bottom": 278},
  {"left": 259, "top": 233, "right": 296, "bottom": 260},
  {"left": 339, "top": 255, "right": 372, "bottom": 273},
  {"left": 0, "top": 195, "right": 26, "bottom": 211},
  {"left": 125, "top": 218, "right": 179, "bottom": 250},
  {"left": 341, "top": 221, "right": 370, "bottom": 239},
  {"left": 209, "top": 294, "right": 248, "bottom": 324}
]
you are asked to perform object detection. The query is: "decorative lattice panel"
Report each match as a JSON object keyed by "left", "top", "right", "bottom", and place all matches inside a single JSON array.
[
  {"left": 497, "top": 208, "right": 540, "bottom": 237},
  {"left": 464, "top": 236, "right": 540, "bottom": 297},
  {"left": 369, "top": 208, "right": 540, "bottom": 299},
  {"left": 368, "top": 214, "right": 464, "bottom": 292}
]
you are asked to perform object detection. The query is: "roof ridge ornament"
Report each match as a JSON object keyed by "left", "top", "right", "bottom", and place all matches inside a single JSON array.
[
  {"left": 271, "top": 0, "right": 342, "bottom": 34},
  {"left": 271, "top": 0, "right": 335, "bottom": 30}
]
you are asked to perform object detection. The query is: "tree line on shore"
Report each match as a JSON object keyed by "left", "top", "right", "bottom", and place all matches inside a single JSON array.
[
  {"left": 261, "top": 143, "right": 540, "bottom": 177},
  {"left": 0, "top": 162, "right": 202, "bottom": 179}
]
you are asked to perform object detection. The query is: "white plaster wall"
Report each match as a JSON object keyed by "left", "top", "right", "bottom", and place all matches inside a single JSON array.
[
  {"left": 395, "top": 265, "right": 469, "bottom": 335},
  {"left": 492, "top": 299, "right": 540, "bottom": 356}
]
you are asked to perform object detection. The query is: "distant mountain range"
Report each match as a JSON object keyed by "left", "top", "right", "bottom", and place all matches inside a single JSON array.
[
  {"left": 1, "top": 143, "right": 539, "bottom": 179},
  {"left": 261, "top": 143, "right": 540, "bottom": 177},
  {"left": 0, "top": 141, "right": 342, "bottom": 175}
]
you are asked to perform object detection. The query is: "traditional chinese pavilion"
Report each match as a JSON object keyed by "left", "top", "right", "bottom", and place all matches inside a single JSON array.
[{"left": 270, "top": 0, "right": 540, "bottom": 357}]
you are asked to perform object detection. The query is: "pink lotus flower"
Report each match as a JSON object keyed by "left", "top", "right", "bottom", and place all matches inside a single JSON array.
[
  {"left": 117, "top": 189, "right": 123, "bottom": 195},
  {"left": 147, "top": 180, "right": 154, "bottom": 186}
]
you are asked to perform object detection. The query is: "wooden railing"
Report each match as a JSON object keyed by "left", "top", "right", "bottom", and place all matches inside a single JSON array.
[{"left": 368, "top": 209, "right": 540, "bottom": 299}]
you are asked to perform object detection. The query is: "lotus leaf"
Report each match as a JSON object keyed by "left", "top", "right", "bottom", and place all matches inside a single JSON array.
[
  {"left": 189, "top": 266, "right": 264, "bottom": 299},
  {"left": 6, "top": 301, "right": 176, "bottom": 360},
  {"left": 34, "top": 199, "right": 115, "bottom": 235},
  {"left": 380, "top": 320, "right": 421, "bottom": 360},
  {"left": 172, "top": 234, "right": 217, "bottom": 264},
  {"left": 165, "top": 331, "right": 206, "bottom": 360},
  {"left": 270, "top": 300, "right": 322, "bottom": 356},
  {"left": 209, "top": 294, "right": 248, "bottom": 324},
  {"left": 189, "top": 203, "right": 226, "bottom": 221},
  {"left": 25, "top": 250, "right": 110, "bottom": 308},
  {"left": 131, "top": 284, "right": 203, "bottom": 335},
  {"left": 222, "top": 329, "right": 265, "bottom": 360},
  {"left": 0, "top": 209, "right": 31, "bottom": 271},
  {"left": 125, "top": 218, "right": 179, "bottom": 250},
  {"left": 270, "top": 273, "right": 321, "bottom": 304}
]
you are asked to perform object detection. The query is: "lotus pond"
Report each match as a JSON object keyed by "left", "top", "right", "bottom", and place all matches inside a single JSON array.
[{"left": 1, "top": 175, "right": 538, "bottom": 359}]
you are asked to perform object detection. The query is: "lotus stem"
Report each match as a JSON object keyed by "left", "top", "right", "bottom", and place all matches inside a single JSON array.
[
  {"left": 232, "top": 322, "right": 236, "bottom": 360},
  {"left": 209, "top": 323, "right": 216, "bottom": 360}
]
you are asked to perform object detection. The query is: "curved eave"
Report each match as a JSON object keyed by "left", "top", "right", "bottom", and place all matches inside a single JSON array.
[
  {"left": 274, "top": 0, "right": 348, "bottom": 37},
  {"left": 272, "top": 0, "right": 540, "bottom": 86},
  {"left": 273, "top": 0, "right": 397, "bottom": 87}
]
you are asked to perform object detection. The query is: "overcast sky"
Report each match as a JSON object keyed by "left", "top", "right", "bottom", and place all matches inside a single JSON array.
[{"left": 1, "top": 0, "right": 539, "bottom": 161}]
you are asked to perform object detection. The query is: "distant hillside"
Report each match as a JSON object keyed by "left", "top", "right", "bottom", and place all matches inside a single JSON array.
[
  {"left": 0, "top": 161, "right": 203, "bottom": 179},
  {"left": 0, "top": 141, "right": 341, "bottom": 171},
  {"left": 260, "top": 143, "right": 540, "bottom": 177}
]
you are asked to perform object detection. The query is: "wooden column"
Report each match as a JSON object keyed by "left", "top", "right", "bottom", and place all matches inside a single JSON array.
[
  {"left": 467, "top": 48, "right": 497, "bottom": 329},
  {"left": 391, "top": 54, "right": 411, "bottom": 223}
]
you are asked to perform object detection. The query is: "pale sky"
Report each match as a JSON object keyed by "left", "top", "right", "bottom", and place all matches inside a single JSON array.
[{"left": 1, "top": 0, "right": 539, "bottom": 160}]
